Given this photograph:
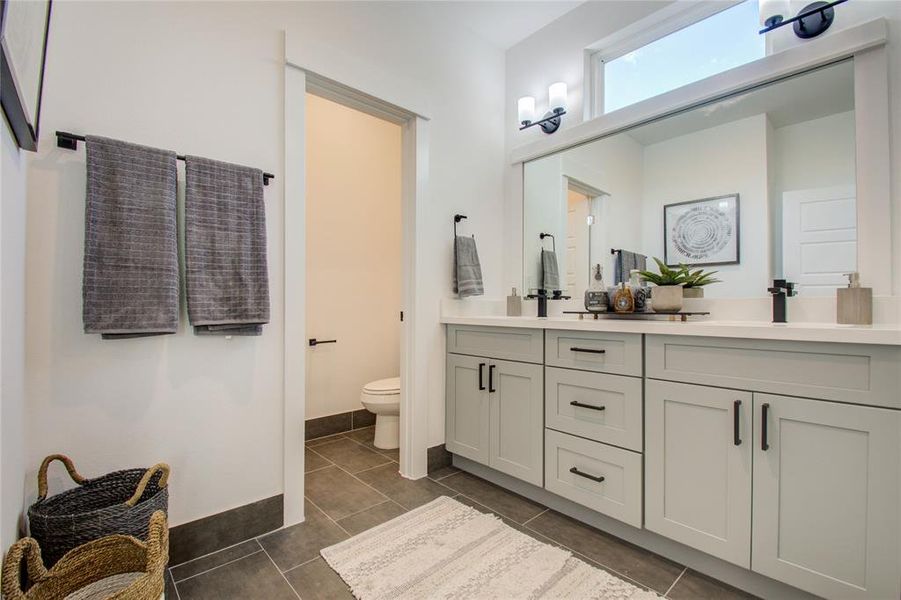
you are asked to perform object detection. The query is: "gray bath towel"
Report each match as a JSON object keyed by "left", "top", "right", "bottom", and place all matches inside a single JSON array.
[
  {"left": 453, "top": 235, "right": 484, "bottom": 298},
  {"left": 185, "top": 156, "right": 269, "bottom": 336},
  {"left": 541, "top": 249, "right": 560, "bottom": 291},
  {"left": 614, "top": 249, "right": 647, "bottom": 284},
  {"left": 83, "top": 136, "right": 179, "bottom": 338}
]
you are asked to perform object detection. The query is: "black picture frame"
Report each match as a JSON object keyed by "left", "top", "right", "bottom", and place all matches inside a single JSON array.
[
  {"left": 0, "top": 0, "right": 52, "bottom": 151},
  {"left": 664, "top": 194, "right": 741, "bottom": 267}
]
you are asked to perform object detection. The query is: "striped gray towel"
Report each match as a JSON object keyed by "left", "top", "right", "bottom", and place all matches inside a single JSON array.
[
  {"left": 83, "top": 136, "right": 178, "bottom": 338},
  {"left": 453, "top": 235, "right": 484, "bottom": 298},
  {"left": 541, "top": 249, "right": 560, "bottom": 291},
  {"left": 185, "top": 156, "right": 269, "bottom": 336},
  {"left": 614, "top": 250, "right": 647, "bottom": 284}
]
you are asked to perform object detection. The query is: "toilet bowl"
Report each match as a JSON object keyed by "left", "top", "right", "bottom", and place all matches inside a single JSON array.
[{"left": 360, "top": 376, "right": 400, "bottom": 450}]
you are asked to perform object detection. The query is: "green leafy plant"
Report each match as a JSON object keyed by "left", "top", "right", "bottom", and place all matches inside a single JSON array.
[
  {"left": 638, "top": 258, "right": 688, "bottom": 287},
  {"left": 681, "top": 266, "right": 721, "bottom": 288}
]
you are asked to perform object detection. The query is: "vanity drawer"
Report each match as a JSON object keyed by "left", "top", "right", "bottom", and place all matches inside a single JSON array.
[
  {"left": 545, "top": 429, "right": 642, "bottom": 528},
  {"left": 447, "top": 325, "right": 543, "bottom": 364},
  {"left": 545, "top": 330, "right": 642, "bottom": 377},
  {"left": 646, "top": 335, "right": 901, "bottom": 408},
  {"left": 545, "top": 367, "right": 642, "bottom": 451}
]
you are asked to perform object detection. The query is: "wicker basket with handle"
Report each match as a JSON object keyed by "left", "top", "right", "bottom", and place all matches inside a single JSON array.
[
  {"left": 27, "top": 455, "right": 169, "bottom": 568},
  {"left": 2, "top": 510, "right": 168, "bottom": 600}
]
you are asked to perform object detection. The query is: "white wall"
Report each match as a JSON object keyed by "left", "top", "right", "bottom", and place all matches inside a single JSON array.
[
  {"left": 505, "top": 0, "right": 901, "bottom": 297},
  {"left": 25, "top": 1, "right": 505, "bottom": 526},
  {"left": 641, "top": 115, "right": 770, "bottom": 298},
  {"left": 1, "top": 123, "right": 28, "bottom": 549}
]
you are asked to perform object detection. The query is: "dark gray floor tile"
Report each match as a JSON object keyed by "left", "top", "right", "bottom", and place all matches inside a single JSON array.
[
  {"left": 285, "top": 557, "right": 354, "bottom": 600},
  {"left": 306, "top": 412, "right": 352, "bottom": 440},
  {"left": 355, "top": 463, "right": 454, "bottom": 509},
  {"left": 306, "top": 447, "right": 332, "bottom": 472},
  {"left": 335, "top": 500, "right": 407, "bottom": 536},
  {"left": 668, "top": 570, "right": 759, "bottom": 600},
  {"left": 344, "top": 426, "right": 400, "bottom": 460},
  {"left": 171, "top": 539, "right": 262, "bottom": 582},
  {"left": 175, "top": 551, "right": 296, "bottom": 600},
  {"left": 440, "top": 471, "right": 545, "bottom": 524},
  {"left": 165, "top": 570, "right": 179, "bottom": 599},
  {"left": 312, "top": 438, "right": 392, "bottom": 473},
  {"left": 527, "top": 510, "right": 683, "bottom": 594},
  {"left": 304, "top": 465, "right": 387, "bottom": 520},
  {"left": 306, "top": 432, "right": 346, "bottom": 448},
  {"left": 258, "top": 501, "right": 348, "bottom": 571},
  {"left": 352, "top": 408, "right": 376, "bottom": 429},
  {"left": 428, "top": 465, "right": 460, "bottom": 480}
]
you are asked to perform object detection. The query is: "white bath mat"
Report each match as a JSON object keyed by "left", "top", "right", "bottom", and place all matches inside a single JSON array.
[{"left": 321, "top": 495, "right": 660, "bottom": 600}]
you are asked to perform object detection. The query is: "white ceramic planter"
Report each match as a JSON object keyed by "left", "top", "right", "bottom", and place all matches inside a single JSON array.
[{"left": 651, "top": 285, "right": 684, "bottom": 313}]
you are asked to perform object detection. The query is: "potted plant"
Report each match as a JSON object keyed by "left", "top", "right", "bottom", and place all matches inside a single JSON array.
[
  {"left": 639, "top": 258, "right": 687, "bottom": 313},
  {"left": 680, "top": 265, "right": 721, "bottom": 298}
]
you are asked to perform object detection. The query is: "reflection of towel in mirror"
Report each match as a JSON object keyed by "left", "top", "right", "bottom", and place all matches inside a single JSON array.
[
  {"left": 541, "top": 249, "right": 560, "bottom": 291},
  {"left": 454, "top": 235, "right": 484, "bottom": 298},
  {"left": 614, "top": 250, "right": 647, "bottom": 284}
]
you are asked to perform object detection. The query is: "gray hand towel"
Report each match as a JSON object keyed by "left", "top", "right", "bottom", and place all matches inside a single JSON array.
[
  {"left": 453, "top": 235, "right": 484, "bottom": 298},
  {"left": 82, "top": 136, "right": 179, "bottom": 338},
  {"left": 185, "top": 156, "right": 270, "bottom": 336},
  {"left": 614, "top": 250, "right": 647, "bottom": 284},
  {"left": 541, "top": 249, "right": 560, "bottom": 291}
]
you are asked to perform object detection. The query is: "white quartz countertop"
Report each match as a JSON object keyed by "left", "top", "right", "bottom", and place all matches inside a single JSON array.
[{"left": 440, "top": 314, "right": 901, "bottom": 345}]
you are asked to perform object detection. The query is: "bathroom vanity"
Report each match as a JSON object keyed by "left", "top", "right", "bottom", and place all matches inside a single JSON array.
[{"left": 443, "top": 318, "right": 901, "bottom": 600}]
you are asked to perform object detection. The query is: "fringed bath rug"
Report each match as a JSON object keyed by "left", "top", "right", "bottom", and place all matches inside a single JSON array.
[{"left": 321, "top": 495, "right": 660, "bottom": 600}]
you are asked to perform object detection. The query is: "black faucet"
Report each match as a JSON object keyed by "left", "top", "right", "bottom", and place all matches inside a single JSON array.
[
  {"left": 767, "top": 279, "right": 797, "bottom": 323},
  {"left": 525, "top": 289, "right": 570, "bottom": 318}
]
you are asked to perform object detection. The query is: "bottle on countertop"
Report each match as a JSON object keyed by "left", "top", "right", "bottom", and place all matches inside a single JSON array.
[
  {"left": 584, "top": 264, "right": 608, "bottom": 313},
  {"left": 507, "top": 287, "right": 522, "bottom": 317},
  {"left": 613, "top": 281, "right": 635, "bottom": 314},
  {"left": 836, "top": 272, "right": 872, "bottom": 325},
  {"left": 629, "top": 269, "right": 649, "bottom": 312}
]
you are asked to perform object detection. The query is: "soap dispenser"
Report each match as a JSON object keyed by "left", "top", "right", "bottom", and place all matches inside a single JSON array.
[{"left": 837, "top": 272, "right": 872, "bottom": 325}]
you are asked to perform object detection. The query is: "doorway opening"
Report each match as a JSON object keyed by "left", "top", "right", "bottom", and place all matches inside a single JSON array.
[{"left": 304, "top": 94, "right": 403, "bottom": 452}]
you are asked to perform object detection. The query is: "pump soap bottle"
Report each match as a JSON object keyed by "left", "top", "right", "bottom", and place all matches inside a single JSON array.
[{"left": 836, "top": 272, "right": 872, "bottom": 325}]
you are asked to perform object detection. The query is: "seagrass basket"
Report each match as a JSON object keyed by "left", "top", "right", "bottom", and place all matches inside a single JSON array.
[
  {"left": 28, "top": 455, "right": 169, "bottom": 567},
  {"left": 2, "top": 510, "right": 168, "bottom": 600}
]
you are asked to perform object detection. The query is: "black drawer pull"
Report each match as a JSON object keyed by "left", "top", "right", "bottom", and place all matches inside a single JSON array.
[
  {"left": 478, "top": 363, "right": 486, "bottom": 391},
  {"left": 761, "top": 403, "right": 770, "bottom": 451},
  {"left": 569, "top": 467, "right": 605, "bottom": 483},
  {"left": 570, "top": 401, "right": 606, "bottom": 411},
  {"left": 570, "top": 347, "right": 606, "bottom": 354},
  {"left": 488, "top": 365, "right": 496, "bottom": 393},
  {"left": 733, "top": 399, "right": 742, "bottom": 446}
]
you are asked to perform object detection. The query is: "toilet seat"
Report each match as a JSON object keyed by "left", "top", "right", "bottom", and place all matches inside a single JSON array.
[{"left": 362, "top": 377, "right": 400, "bottom": 396}]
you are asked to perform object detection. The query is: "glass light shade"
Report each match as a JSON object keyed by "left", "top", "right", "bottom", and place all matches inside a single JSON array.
[
  {"left": 518, "top": 96, "right": 535, "bottom": 125},
  {"left": 548, "top": 82, "right": 567, "bottom": 113}
]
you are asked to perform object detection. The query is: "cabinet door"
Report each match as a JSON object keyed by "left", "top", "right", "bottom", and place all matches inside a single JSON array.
[
  {"left": 445, "top": 354, "right": 489, "bottom": 464},
  {"left": 645, "top": 380, "right": 752, "bottom": 568},
  {"left": 752, "top": 394, "right": 900, "bottom": 600},
  {"left": 489, "top": 359, "right": 544, "bottom": 486}
]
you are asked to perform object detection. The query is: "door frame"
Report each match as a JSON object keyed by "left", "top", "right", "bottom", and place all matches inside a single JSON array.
[{"left": 283, "top": 33, "right": 431, "bottom": 526}]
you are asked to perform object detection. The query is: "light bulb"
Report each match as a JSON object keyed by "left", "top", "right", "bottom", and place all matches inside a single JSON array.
[
  {"left": 548, "top": 82, "right": 567, "bottom": 113},
  {"left": 518, "top": 96, "right": 535, "bottom": 125}
]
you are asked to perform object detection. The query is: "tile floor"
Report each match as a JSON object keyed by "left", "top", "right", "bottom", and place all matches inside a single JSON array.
[{"left": 165, "top": 426, "right": 756, "bottom": 599}]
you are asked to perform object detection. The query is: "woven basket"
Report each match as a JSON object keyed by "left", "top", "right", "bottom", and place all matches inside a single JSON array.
[
  {"left": 2, "top": 511, "right": 167, "bottom": 600},
  {"left": 28, "top": 455, "right": 169, "bottom": 568}
]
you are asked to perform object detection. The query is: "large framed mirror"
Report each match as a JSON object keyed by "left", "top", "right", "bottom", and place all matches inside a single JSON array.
[{"left": 523, "top": 59, "right": 856, "bottom": 301}]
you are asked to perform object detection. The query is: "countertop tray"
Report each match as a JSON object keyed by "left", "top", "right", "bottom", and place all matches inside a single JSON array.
[{"left": 563, "top": 310, "right": 711, "bottom": 322}]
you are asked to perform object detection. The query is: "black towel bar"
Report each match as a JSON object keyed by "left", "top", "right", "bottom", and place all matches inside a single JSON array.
[{"left": 55, "top": 131, "right": 275, "bottom": 186}]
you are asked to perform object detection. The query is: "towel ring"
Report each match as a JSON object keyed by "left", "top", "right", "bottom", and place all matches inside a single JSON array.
[
  {"left": 454, "top": 214, "right": 473, "bottom": 239},
  {"left": 540, "top": 232, "right": 555, "bottom": 253}
]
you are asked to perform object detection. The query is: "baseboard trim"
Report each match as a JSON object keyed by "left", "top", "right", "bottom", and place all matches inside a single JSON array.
[
  {"left": 169, "top": 494, "right": 283, "bottom": 565},
  {"left": 452, "top": 456, "right": 818, "bottom": 600},
  {"left": 306, "top": 409, "right": 374, "bottom": 440},
  {"left": 427, "top": 443, "right": 452, "bottom": 473}
]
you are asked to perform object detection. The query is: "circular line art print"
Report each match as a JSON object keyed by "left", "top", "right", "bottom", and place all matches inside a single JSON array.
[{"left": 665, "top": 195, "right": 739, "bottom": 266}]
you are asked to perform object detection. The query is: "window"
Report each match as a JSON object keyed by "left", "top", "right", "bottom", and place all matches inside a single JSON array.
[{"left": 598, "top": 0, "right": 765, "bottom": 114}]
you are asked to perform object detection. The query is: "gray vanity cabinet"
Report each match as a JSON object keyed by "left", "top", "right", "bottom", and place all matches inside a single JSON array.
[
  {"left": 446, "top": 326, "right": 544, "bottom": 486},
  {"left": 645, "top": 380, "right": 753, "bottom": 568},
  {"left": 752, "top": 393, "right": 900, "bottom": 600}
]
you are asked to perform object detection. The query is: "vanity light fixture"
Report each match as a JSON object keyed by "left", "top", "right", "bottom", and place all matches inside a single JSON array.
[
  {"left": 759, "top": 0, "right": 847, "bottom": 38},
  {"left": 519, "top": 82, "right": 567, "bottom": 134}
]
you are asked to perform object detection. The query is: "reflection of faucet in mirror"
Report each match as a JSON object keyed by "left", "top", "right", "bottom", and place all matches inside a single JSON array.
[
  {"left": 767, "top": 279, "right": 797, "bottom": 323},
  {"left": 526, "top": 289, "right": 571, "bottom": 318}
]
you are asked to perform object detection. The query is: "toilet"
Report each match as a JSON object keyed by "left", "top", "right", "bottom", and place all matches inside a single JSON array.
[{"left": 360, "top": 376, "right": 401, "bottom": 450}]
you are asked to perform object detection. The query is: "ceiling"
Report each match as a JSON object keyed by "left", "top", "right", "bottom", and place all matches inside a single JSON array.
[{"left": 418, "top": 1, "right": 584, "bottom": 50}]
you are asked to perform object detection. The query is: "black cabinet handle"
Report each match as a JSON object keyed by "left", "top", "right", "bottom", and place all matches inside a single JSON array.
[
  {"left": 488, "top": 365, "right": 496, "bottom": 393},
  {"left": 309, "top": 338, "right": 337, "bottom": 346},
  {"left": 570, "top": 401, "right": 606, "bottom": 411},
  {"left": 478, "top": 363, "right": 486, "bottom": 391},
  {"left": 570, "top": 347, "right": 606, "bottom": 354},
  {"left": 733, "top": 400, "right": 742, "bottom": 446},
  {"left": 761, "top": 403, "right": 770, "bottom": 451},
  {"left": 569, "top": 467, "right": 605, "bottom": 483}
]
